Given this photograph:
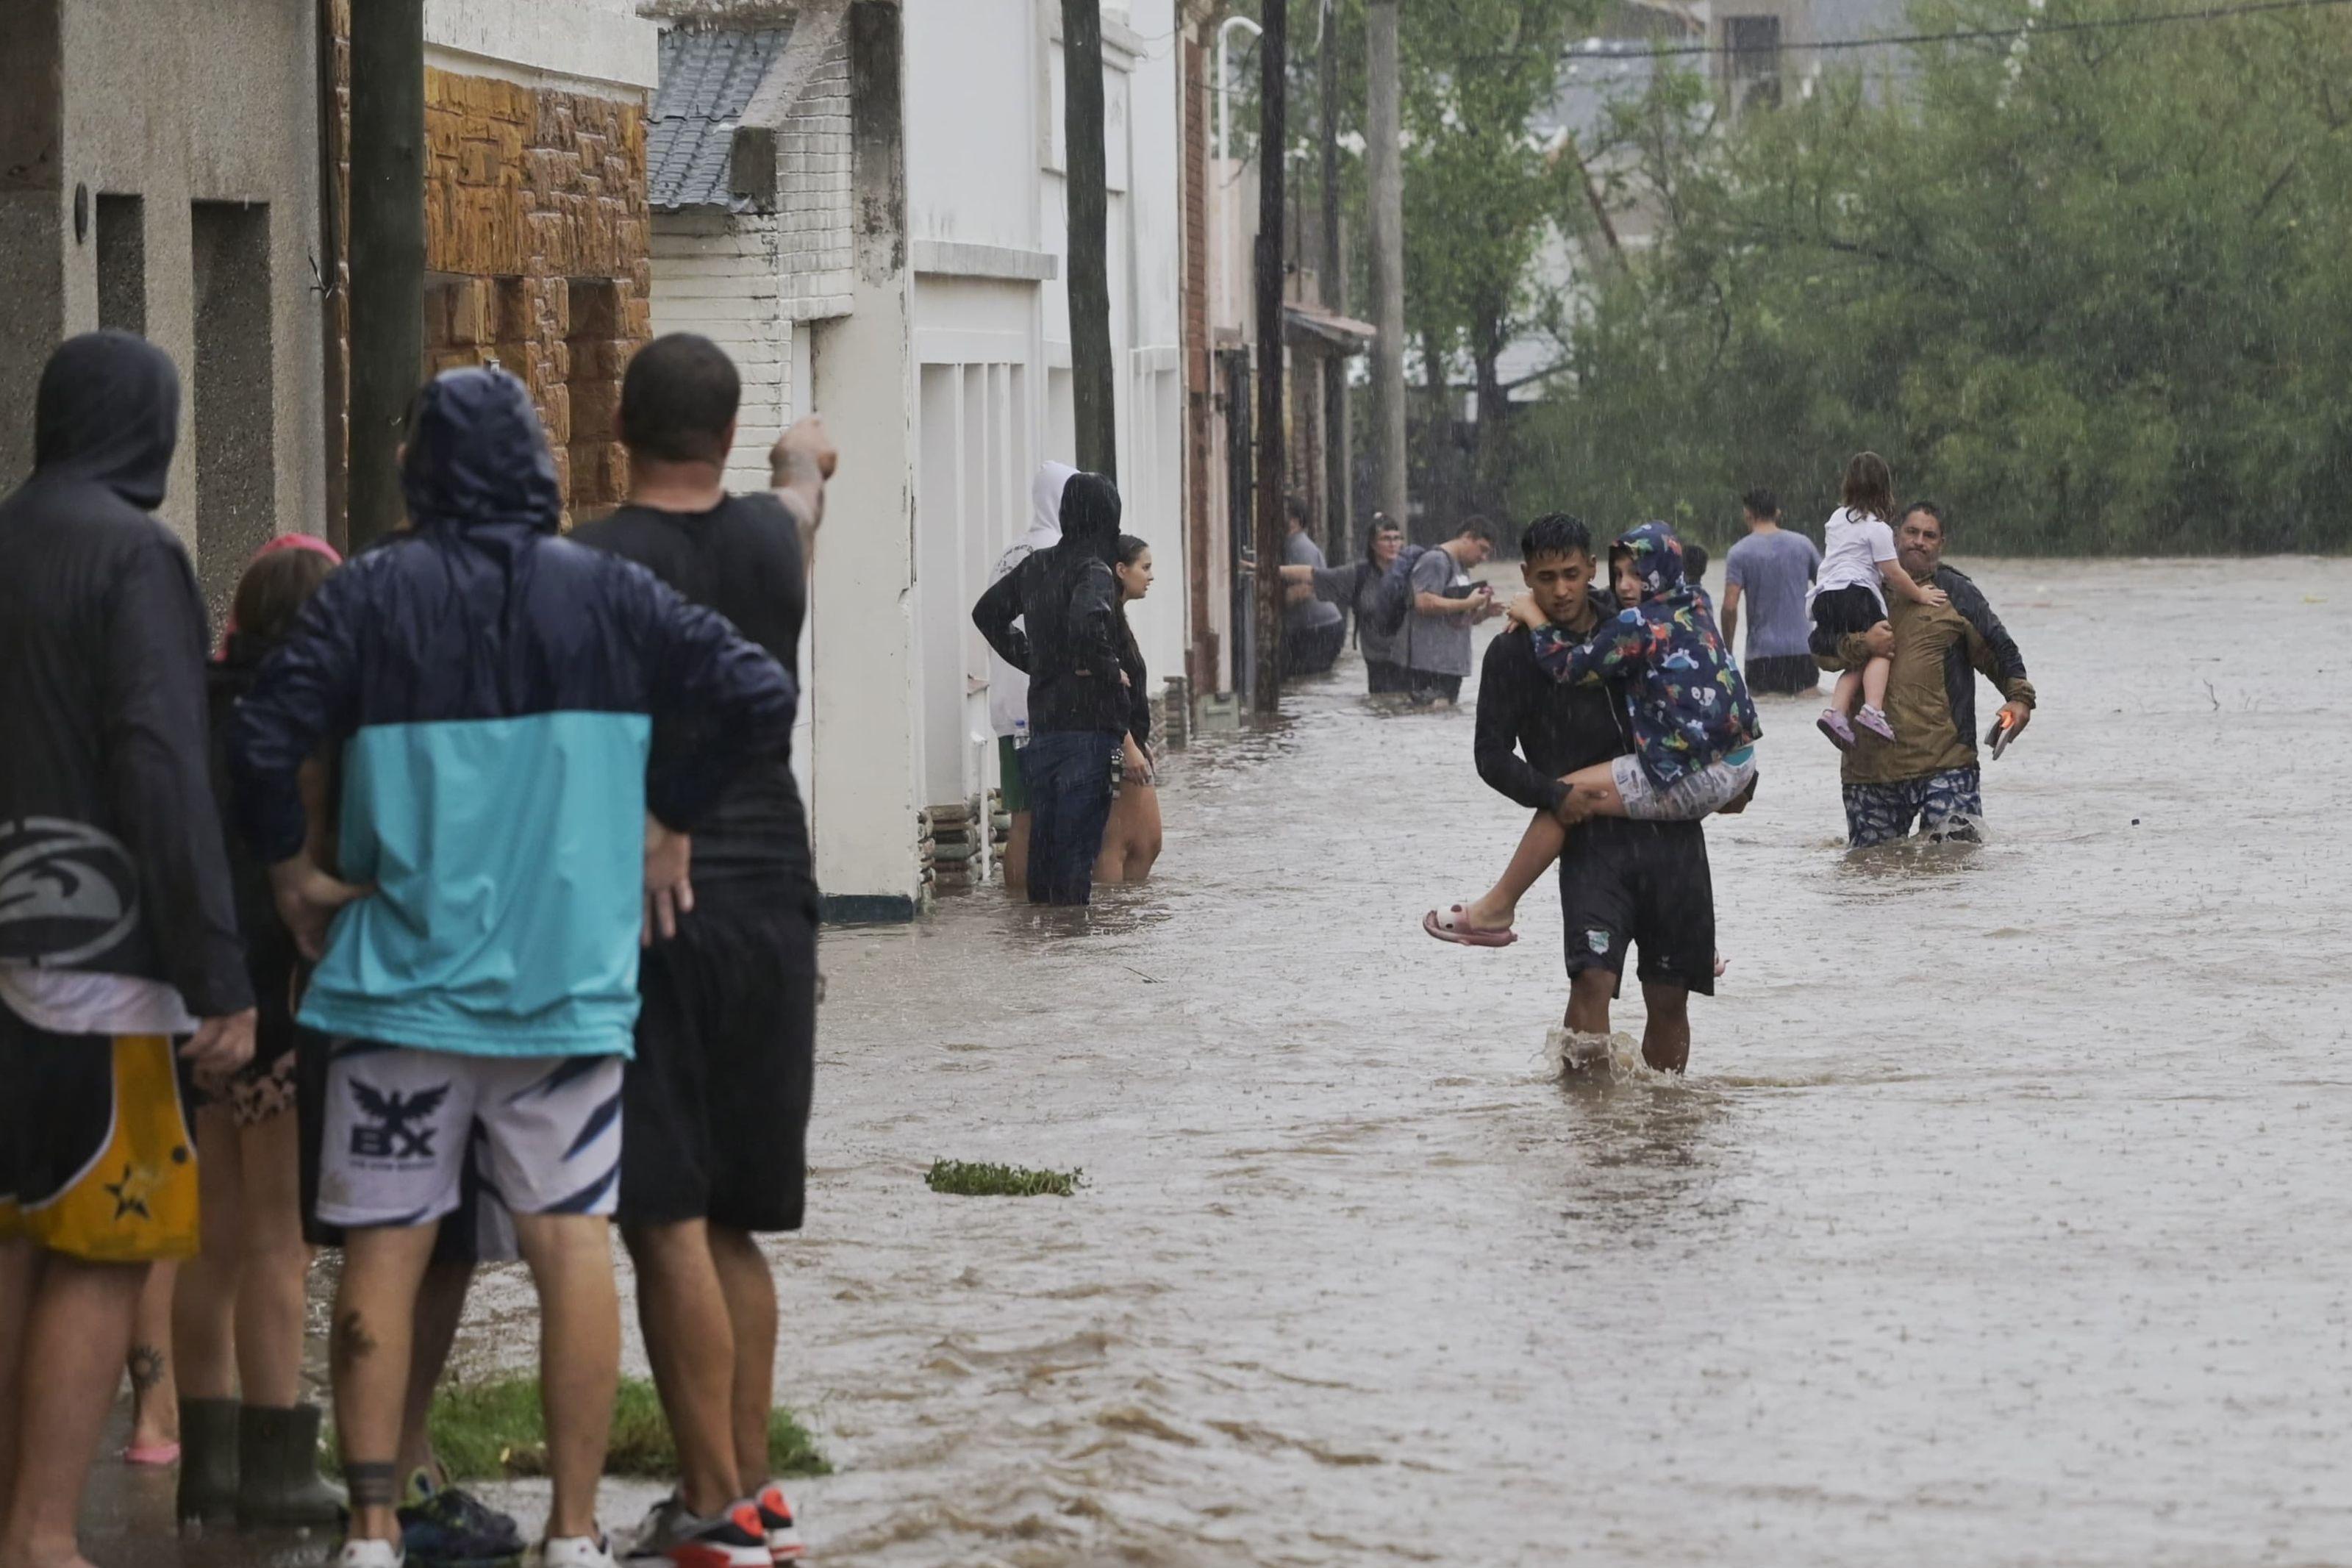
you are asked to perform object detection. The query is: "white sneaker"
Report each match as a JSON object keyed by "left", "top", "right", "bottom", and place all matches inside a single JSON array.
[
  {"left": 337, "top": 1541, "right": 406, "bottom": 1568},
  {"left": 543, "top": 1535, "right": 619, "bottom": 1568}
]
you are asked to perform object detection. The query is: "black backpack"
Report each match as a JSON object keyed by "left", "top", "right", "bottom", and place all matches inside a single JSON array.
[{"left": 1365, "top": 544, "right": 1435, "bottom": 638}]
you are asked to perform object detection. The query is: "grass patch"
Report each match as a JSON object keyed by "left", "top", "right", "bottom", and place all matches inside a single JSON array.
[
  {"left": 923, "top": 1159, "right": 1083, "bottom": 1198},
  {"left": 335, "top": 1376, "right": 826, "bottom": 1482}
]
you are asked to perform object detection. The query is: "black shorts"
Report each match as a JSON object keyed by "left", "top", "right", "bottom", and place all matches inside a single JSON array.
[
  {"left": 1809, "top": 584, "right": 1885, "bottom": 639},
  {"left": 1743, "top": 653, "right": 1821, "bottom": 695},
  {"left": 1365, "top": 658, "right": 1409, "bottom": 695},
  {"left": 618, "top": 873, "right": 818, "bottom": 1234},
  {"left": 1282, "top": 617, "right": 1345, "bottom": 678},
  {"left": 1408, "top": 671, "right": 1463, "bottom": 705},
  {"left": 1559, "top": 822, "right": 1716, "bottom": 998},
  {"left": 1, "top": 1012, "right": 200, "bottom": 1262}
]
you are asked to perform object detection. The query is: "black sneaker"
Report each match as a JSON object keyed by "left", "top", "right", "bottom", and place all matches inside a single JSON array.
[
  {"left": 623, "top": 1494, "right": 771, "bottom": 1568},
  {"left": 396, "top": 1471, "right": 525, "bottom": 1568}
]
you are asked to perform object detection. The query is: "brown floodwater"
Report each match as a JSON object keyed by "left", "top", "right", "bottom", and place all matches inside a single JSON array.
[{"left": 87, "top": 557, "right": 2352, "bottom": 1567}]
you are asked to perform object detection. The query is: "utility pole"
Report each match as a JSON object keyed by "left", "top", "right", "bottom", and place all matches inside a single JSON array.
[
  {"left": 1252, "top": 0, "right": 1289, "bottom": 715},
  {"left": 346, "top": 0, "right": 425, "bottom": 549},
  {"left": 1317, "top": 0, "right": 1350, "bottom": 564},
  {"left": 1061, "top": 0, "right": 1117, "bottom": 479},
  {"left": 1365, "top": 0, "right": 1408, "bottom": 535}
]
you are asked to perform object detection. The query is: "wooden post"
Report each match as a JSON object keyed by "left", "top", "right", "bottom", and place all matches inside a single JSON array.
[
  {"left": 346, "top": 0, "right": 424, "bottom": 549},
  {"left": 1317, "top": 0, "right": 1349, "bottom": 562},
  {"left": 1060, "top": 0, "right": 1117, "bottom": 479},
  {"left": 1252, "top": 0, "right": 1289, "bottom": 715},
  {"left": 1365, "top": 0, "right": 1407, "bottom": 533}
]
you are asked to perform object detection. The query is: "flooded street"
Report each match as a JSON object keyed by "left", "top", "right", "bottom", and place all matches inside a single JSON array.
[
  {"left": 707, "top": 556, "right": 2352, "bottom": 1565},
  {"left": 89, "top": 557, "right": 2352, "bottom": 1568}
]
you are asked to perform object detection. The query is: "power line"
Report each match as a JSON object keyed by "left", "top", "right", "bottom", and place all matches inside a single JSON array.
[{"left": 1563, "top": 0, "right": 2352, "bottom": 60}]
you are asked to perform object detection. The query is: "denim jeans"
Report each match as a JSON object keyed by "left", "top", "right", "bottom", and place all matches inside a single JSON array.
[{"left": 1020, "top": 730, "right": 1124, "bottom": 904}]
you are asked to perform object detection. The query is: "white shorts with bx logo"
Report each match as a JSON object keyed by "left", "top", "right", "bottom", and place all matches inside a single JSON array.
[{"left": 316, "top": 1042, "right": 623, "bottom": 1228}]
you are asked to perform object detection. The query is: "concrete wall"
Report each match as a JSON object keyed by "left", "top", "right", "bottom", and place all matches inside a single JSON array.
[
  {"left": 424, "top": 0, "right": 660, "bottom": 96},
  {"left": 1, "top": 0, "right": 329, "bottom": 623}
]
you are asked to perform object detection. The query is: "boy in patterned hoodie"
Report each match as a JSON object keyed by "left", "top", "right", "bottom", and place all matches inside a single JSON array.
[{"left": 1426, "top": 521, "right": 1760, "bottom": 948}]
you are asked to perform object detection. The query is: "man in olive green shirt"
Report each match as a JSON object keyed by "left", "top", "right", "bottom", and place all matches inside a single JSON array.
[{"left": 1813, "top": 503, "right": 2036, "bottom": 847}]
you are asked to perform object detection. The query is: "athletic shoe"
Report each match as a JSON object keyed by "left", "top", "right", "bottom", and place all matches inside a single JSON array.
[
  {"left": 752, "top": 1484, "right": 807, "bottom": 1562},
  {"left": 1855, "top": 704, "right": 1896, "bottom": 742},
  {"left": 338, "top": 1540, "right": 407, "bottom": 1568},
  {"left": 397, "top": 1472, "right": 525, "bottom": 1568},
  {"left": 1816, "top": 709, "right": 1856, "bottom": 751},
  {"left": 542, "top": 1536, "right": 618, "bottom": 1568},
  {"left": 625, "top": 1495, "right": 771, "bottom": 1568}
]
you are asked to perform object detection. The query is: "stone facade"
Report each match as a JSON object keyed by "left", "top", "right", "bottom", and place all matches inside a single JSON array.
[{"left": 420, "top": 68, "right": 652, "bottom": 517}]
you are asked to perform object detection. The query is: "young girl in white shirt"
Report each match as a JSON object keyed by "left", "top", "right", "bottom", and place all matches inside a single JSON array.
[{"left": 1810, "top": 451, "right": 1946, "bottom": 748}]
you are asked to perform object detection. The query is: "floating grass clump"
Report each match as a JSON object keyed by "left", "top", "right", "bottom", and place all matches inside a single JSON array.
[
  {"left": 924, "top": 1159, "right": 1082, "bottom": 1198},
  {"left": 333, "top": 1376, "right": 828, "bottom": 1481}
]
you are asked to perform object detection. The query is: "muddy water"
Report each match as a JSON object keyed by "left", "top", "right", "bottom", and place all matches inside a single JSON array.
[{"left": 93, "top": 559, "right": 2346, "bottom": 1567}]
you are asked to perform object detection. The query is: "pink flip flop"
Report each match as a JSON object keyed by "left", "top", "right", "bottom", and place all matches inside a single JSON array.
[
  {"left": 1423, "top": 906, "right": 1517, "bottom": 948},
  {"left": 122, "top": 1442, "right": 180, "bottom": 1467},
  {"left": 1816, "top": 710, "right": 1856, "bottom": 751}
]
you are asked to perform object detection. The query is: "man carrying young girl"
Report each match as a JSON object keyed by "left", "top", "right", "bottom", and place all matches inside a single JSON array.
[{"left": 1440, "top": 516, "right": 1744, "bottom": 1073}]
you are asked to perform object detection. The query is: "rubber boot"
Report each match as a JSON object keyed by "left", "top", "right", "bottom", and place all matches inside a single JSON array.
[
  {"left": 236, "top": 1403, "right": 347, "bottom": 1527},
  {"left": 175, "top": 1397, "right": 241, "bottom": 1525}
]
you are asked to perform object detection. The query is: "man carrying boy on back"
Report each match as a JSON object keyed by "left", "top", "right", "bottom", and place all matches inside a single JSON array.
[
  {"left": 232, "top": 366, "right": 795, "bottom": 1568},
  {"left": 1472, "top": 515, "right": 1720, "bottom": 1074}
]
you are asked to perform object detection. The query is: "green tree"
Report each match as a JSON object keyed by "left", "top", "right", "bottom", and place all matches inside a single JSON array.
[
  {"left": 1515, "top": 0, "right": 2352, "bottom": 553},
  {"left": 1397, "top": 0, "right": 1595, "bottom": 520}
]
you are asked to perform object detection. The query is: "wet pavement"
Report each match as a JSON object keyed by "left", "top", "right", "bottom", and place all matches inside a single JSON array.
[{"left": 85, "top": 557, "right": 2352, "bottom": 1566}]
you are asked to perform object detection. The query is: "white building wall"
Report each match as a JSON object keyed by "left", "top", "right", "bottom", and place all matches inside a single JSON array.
[
  {"left": 898, "top": 0, "right": 1192, "bottom": 825},
  {"left": 649, "top": 210, "right": 791, "bottom": 496}
]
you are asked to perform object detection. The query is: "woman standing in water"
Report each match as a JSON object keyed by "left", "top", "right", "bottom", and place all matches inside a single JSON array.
[
  {"left": 1280, "top": 513, "right": 1409, "bottom": 696},
  {"left": 1094, "top": 535, "right": 1163, "bottom": 884}
]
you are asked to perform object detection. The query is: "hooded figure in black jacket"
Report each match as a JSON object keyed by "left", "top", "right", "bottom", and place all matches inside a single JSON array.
[
  {"left": 0, "top": 332, "right": 257, "bottom": 1568},
  {"left": 973, "top": 470, "right": 1128, "bottom": 904}
]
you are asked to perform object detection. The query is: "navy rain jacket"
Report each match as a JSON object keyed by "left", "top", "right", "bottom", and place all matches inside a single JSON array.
[
  {"left": 229, "top": 368, "right": 793, "bottom": 1059},
  {"left": 0, "top": 332, "right": 253, "bottom": 1018}
]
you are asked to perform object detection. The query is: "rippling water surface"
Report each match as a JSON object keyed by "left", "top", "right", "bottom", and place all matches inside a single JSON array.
[{"left": 90, "top": 558, "right": 2352, "bottom": 1568}]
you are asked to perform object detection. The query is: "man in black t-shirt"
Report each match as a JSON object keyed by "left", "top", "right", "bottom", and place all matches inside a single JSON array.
[
  {"left": 1473, "top": 514, "right": 1716, "bottom": 1075},
  {"left": 571, "top": 334, "right": 834, "bottom": 1565}
]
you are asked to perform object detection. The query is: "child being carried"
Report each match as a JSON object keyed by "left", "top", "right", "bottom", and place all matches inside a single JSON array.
[
  {"left": 1425, "top": 520, "right": 1760, "bottom": 948},
  {"left": 1809, "top": 451, "right": 1948, "bottom": 749}
]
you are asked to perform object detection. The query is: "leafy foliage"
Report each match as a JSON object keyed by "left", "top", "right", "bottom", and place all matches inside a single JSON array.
[
  {"left": 329, "top": 1375, "right": 829, "bottom": 1482},
  {"left": 925, "top": 1159, "right": 1084, "bottom": 1198},
  {"left": 1515, "top": 0, "right": 2352, "bottom": 553}
]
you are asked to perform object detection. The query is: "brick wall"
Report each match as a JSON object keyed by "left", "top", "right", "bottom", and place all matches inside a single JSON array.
[
  {"left": 651, "top": 208, "right": 790, "bottom": 493},
  {"left": 771, "top": 21, "right": 854, "bottom": 322},
  {"left": 417, "top": 67, "right": 652, "bottom": 520}
]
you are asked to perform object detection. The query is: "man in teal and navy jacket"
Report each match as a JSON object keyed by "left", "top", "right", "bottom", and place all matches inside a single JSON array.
[{"left": 230, "top": 365, "right": 790, "bottom": 1568}]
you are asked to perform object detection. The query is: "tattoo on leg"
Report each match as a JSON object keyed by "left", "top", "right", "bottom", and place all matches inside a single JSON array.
[
  {"left": 129, "top": 1342, "right": 167, "bottom": 1393},
  {"left": 331, "top": 1309, "right": 379, "bottom": 1374},
  {"left": 345, "top": 1461, "right": 398, "bottom": 1508}
]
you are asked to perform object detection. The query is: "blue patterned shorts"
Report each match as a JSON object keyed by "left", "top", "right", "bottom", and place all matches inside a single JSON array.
[{"left": 1842, "top": 765, "right": 1983, "bottom": 848}]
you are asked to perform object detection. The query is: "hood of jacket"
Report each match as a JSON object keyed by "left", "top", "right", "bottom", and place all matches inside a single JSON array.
[
  {"left": 399, "top": 367, "right": 563, "bottom": 536},
  {"left": 1614, "top": 520, "right": 1688, "bottom": 604},
  {"left": 32, "top": 331, "right": 180, "bottom": 511},
  {"left": 1023, "top": 460, "right": 1078, "bottom": 554},
  {"left": 1055, "top": 470, "right": 1123, "bottom": 568}
]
